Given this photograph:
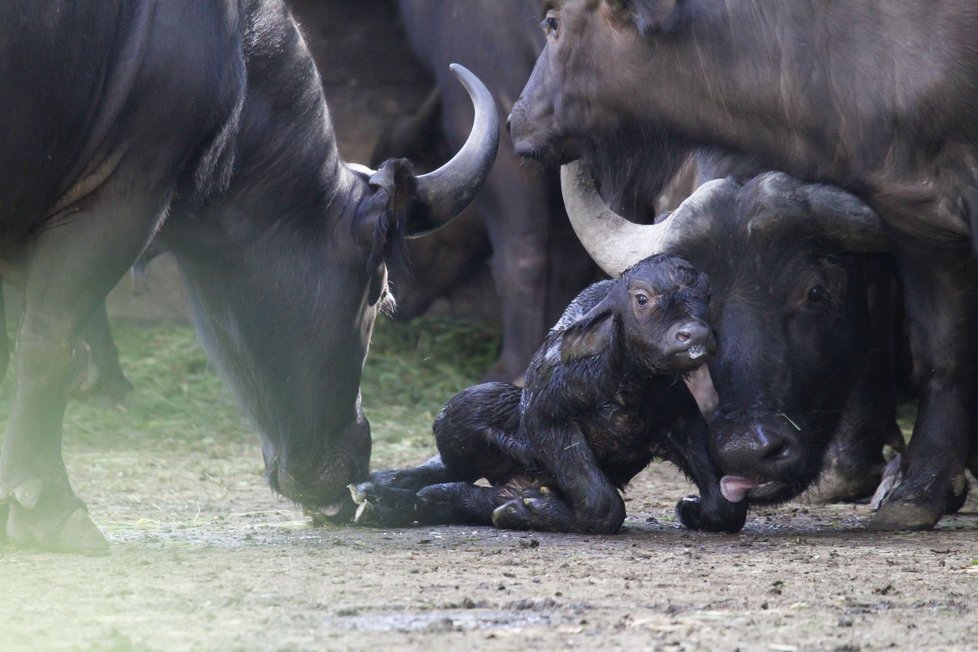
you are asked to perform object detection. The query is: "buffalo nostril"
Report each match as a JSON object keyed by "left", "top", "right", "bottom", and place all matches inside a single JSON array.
[
  {"left": 505, "top": 114, "right": 513, "bottom": 134},
  {"left": 676, "top": 330, "right": 692, "bottom": 343},
  {"left": 761, "top": 438, "right": 792, "bottom": 462},
  {"left": 757, "top": 429, "right": 799, "bottom": 465}
]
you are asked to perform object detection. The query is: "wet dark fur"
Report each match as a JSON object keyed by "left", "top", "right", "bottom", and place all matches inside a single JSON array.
[{"left": 353, "top": 254, "right": 746, "bottom": 534}]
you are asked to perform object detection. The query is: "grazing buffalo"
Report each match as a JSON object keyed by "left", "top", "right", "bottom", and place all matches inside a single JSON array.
[
  {"left": 386, "top": 0, "right": 597, "bottom": 382},
  {"left": 509, "top": 0, "right": 978, "bottom": 529},
  {"left": 0, "top": 0, "right": 497, "bottom": 552},
  {"left": 351, "top": 253, "right": 747, "bottom": 533}
]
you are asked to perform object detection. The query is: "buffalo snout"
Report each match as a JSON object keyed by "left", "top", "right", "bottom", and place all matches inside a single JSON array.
[{"left": 712, "top": 415, "right": 805, "bottom": 504}]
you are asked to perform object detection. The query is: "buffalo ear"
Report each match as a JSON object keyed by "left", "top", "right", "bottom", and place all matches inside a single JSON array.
[
  {"left": 606, "top": 0, "right": 684, "bottom": 33},
  {"left": 354, "top": 159, "right": 417, "bottom": 303},
  {"left": 560, "top": 298, "right": 616, "bottom": 364}
]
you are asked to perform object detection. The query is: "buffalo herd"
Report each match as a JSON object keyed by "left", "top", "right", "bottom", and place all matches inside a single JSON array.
[{"left": 1, "top": 0, "right": 976, "bottom": 551}]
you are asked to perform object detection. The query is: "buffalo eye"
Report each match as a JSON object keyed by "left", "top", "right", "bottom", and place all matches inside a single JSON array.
[
  {"left": 635, "top": 293, "right": 649, "bottom": 307},
  {"left": 542, "top": 15, "right": 559, "bottom": 37},
  {"left": 807, "top": 285, "right": 830, "bottom": 304}
]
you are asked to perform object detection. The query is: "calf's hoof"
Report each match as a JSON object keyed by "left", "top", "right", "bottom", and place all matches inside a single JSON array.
[
  {"left": 675, "top": 495, "right": 746, "bottom": 534},
  {"left": 347, "top": 482, "right": 419, "bottom": 528},
  {"left": 491, "top": 498, "right": 535, "bottom": 531}
]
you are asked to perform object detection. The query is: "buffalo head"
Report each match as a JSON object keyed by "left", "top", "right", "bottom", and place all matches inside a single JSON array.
[
  {"left": 240, "top": 64, "right": 499, "bottom": 522},
  {"left": 561, "top": 162, "right": 892, "bottom": 506},
  {"left": 508, "top": 0, "right": 687, "bottom": 165}
]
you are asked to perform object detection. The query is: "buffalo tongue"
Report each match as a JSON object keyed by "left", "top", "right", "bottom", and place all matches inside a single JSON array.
[{"left": 720, "top": 476, "right": 761, "bottom": 503}]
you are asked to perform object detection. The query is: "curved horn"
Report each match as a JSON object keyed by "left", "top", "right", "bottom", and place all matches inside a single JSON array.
[
  {"left": 408, "top": 64, "right": 499, "bottom": 237},
  {"left": 747, "top": 172, "right": 890, "bottom": 252},
  {"left": 561, "top": 161, "right": 733, "bottom": 277}
]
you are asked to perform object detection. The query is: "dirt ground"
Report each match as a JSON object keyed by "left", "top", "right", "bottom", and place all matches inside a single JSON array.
[{"left": 3, "top": 435, "right": 977, "bottom": 652}]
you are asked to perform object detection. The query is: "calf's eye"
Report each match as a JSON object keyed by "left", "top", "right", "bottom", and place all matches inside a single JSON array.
[
  {"left": 635, "top": 293, "right": 649, "bottom": 306},
  {"left": 542, "top": 15, "right": 560, "bottom": 36}
]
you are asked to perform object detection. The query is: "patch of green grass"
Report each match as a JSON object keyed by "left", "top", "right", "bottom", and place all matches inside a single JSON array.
[
  {"left": 36, "top": 323, "right": 251, "bottom": 451},
  {"left": 896, "top": 401, "right": 917, "bottom": 440},
  {"left": 0, "top": 316, "right": 500, "bottom": 466}
]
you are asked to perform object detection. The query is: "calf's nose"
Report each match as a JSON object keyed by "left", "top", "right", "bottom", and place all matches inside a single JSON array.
[
  {"left": 675, "top": 321, "right": 710, "bottom": 344},
  {"left": 667, "top": 320, "right": 715, "bottom": 356}
]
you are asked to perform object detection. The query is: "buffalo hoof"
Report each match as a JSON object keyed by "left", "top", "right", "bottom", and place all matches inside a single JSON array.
[
  {"left": 0, "top": 473, "right": 108, "bottom": 554},
  {"left": 6, "top": 502, "right": 108, "bottom": 554},
  {"left": 348, "top": 482, "right": 419, "bottom": 528},
  {"left": 869, "top": 455, "right": 968, "bottom": 526},
  {"left": 945, "top": 474, "right": 970, "bottom": 515},
  {"left": 867, "top": 500, "right": 943, "bottom": 531},
  {"left": 867, "top": 461, "right": 946, "bottom": 530},
  {"left": 674, "top": 495, "right": 746, "bottom": 534},
  {"left": 85, "top": 372, "right": 135, "bottom": 407},
  {"left": 492, "top": 487, "right": 620, "bottom": 534}
]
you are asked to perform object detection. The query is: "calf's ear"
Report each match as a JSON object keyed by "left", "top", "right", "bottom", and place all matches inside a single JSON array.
[
  {"left": 560, "top": 298, "right": 616, "bottom": 364},
  {"left": 606, "top": 0, "right": 684, "bottom": 33}
]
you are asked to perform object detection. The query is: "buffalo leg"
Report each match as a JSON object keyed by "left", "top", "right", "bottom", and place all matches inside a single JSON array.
[
  {"left": 0, "top": 286, "right": 9, "bottom": 383},
  {"left": 75, "top": 302, "right": 133, "bottom": 405},
  {"left": 808, "top": 261, "right": 904, "bottom": 504},
  {"left": 870, "top": 248, "right": 977, "bottom": 530},
  {"left": 472, "top": 144, "right": 554, "bottom": 383},
  {"left": 0, "top": 187, "right": 169, "bottom": 553}
]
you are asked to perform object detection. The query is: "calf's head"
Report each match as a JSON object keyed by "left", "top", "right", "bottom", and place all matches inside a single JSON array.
[
  {"left": 561, "top": 163, "right": 890, "bottom": 505},
  {"left": 616, "top": 254, "right": 714, "bottom": 374},
  {"left": 564, "top": 253, "right": 714, "bottom": 375}
]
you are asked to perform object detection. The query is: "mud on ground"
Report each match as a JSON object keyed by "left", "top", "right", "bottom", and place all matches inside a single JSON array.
[{"left": 3, "top": 437, "right": 977, "bottom": 651}]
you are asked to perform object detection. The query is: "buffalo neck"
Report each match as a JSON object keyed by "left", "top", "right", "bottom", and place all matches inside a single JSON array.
[
  {"left": 624, "top": 1, "right": 972, "bottom": 190},
  {"left": 159, "top": 0, "right": 374, "bottom": 464}
]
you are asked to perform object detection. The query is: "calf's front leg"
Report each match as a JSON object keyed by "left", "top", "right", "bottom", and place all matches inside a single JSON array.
[{"left": 665, "top": 389, "right": 747, "bottom": 533}]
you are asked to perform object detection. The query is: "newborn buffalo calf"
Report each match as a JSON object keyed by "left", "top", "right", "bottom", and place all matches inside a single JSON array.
[{"left": 352, "top": 254, "right": 747, "bottom": 533}]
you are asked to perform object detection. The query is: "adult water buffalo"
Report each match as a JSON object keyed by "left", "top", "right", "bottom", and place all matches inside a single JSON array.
[
  {"left": 0, "top": 0, "right": 497, "bottom": 552},
  {"left": 563, "top": 163, "right": 909, "bottom": 509},
  {"left": 509, "top": 0, "right": 978, "bottom": 529},
  {"left": 388, "top": 0, "right": 597, "bottom": 382}
]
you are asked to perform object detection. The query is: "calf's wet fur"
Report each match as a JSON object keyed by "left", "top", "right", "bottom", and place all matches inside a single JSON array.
[{"left": 351, "top": 253, "right": 747, "bottom": 534}]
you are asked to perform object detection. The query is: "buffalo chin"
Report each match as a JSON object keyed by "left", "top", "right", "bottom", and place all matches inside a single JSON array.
[
  {"left": 744, "top": 480, "right": 805, "bottom": 505},
  {"left": 266, "top": 462, "right": 366, "bottom": 524},
  {"left": 511, "top": 132, "right": 581, "bottom": 167}
]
